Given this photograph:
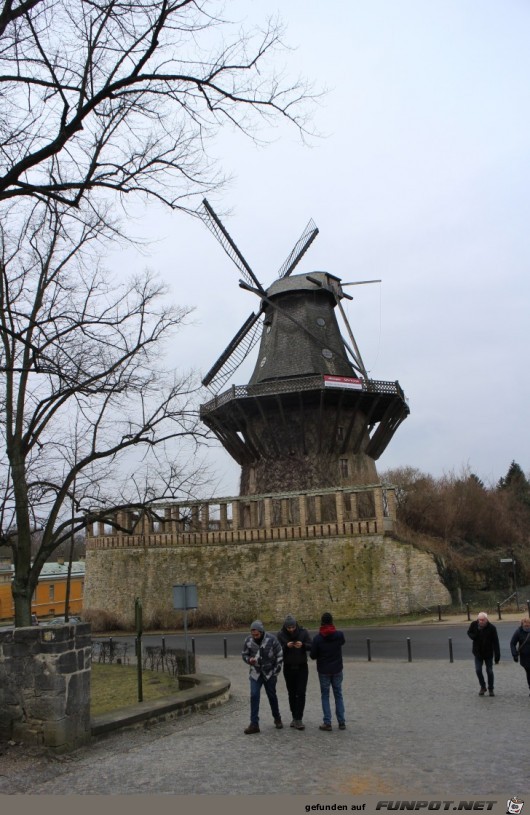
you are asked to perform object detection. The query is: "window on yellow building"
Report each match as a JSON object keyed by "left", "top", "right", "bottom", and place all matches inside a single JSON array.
[{"left": 49, "top": 584, "right": 55, "bottom": 600}]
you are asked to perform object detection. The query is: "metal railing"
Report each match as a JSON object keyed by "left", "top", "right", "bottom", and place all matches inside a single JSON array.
[{"left": 200, "top": 374, "right": 405, "bottom": 415}]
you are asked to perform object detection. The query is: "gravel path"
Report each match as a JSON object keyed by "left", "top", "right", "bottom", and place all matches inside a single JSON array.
[{"left": 0, "top": 654, "right": 527, "bottom": 795}]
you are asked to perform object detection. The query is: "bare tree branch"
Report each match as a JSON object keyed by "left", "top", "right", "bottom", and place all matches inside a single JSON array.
[
  {"left": 0, "top": 0, "right": 43, "bottom": 38},
  {"left": 0, "top": 0, "right": 316, "bottom": 208}
]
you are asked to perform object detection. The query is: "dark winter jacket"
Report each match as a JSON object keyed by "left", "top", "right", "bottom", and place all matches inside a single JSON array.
[
  {"left": 510, "top": 626, "right": 530, "bottom": 668},
  {"left": 277, "top": 624, "right": 312, "bottom": 669},
  {"left": 310, "top": 624, "right": 345, "bottom": 675},
  {"left": 467, "top": 620, "right": 500, "bottom": 661},
  {"left": 242, "top": 631, "right": 283, "bottom": 681}
]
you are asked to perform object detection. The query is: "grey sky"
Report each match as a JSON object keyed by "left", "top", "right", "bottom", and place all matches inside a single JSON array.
[{"left": 108, "top": 0, "right": 530, "bottom": 495}]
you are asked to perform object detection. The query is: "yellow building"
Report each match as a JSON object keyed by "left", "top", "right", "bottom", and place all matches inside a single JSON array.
[{"left": 0, "top": 558, "right": 85, "bottom": 623}]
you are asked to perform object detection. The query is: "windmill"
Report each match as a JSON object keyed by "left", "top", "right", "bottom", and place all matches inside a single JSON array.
[{"left": 198, "top": 199, "right": 409, "bottom": 496}]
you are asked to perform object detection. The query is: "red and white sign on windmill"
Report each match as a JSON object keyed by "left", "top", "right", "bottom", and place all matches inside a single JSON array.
[{"left": 323, "top": 375, "right": 363, "bottom": 390}]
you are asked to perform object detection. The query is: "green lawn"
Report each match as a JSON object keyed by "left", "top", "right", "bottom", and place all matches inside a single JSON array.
[{"left": 91, "top": 663, "right": 181, "bottom": 716}]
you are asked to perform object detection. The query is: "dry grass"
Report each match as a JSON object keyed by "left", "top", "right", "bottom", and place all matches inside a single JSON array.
[
  {"left": 91, "top": 663, "right": 180, "bottom": 716},
  {"left": 83, "top": 608, "right": 127, "bottom": 632},
  {"left": 84, "top": 599, "right": 253, "bottom": 633}
]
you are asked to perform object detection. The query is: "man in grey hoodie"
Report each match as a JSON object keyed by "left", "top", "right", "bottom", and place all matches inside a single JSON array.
[{"left": 241, "top": 620, "right": 283, "bottom": 734}]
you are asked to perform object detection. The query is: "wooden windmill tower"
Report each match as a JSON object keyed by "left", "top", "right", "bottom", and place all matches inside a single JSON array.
[{"left": 199, "top": 200, "right": 409, "bottom": 496}]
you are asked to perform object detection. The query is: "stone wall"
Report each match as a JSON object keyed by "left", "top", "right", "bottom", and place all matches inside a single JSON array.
[
  {"left": 84, "top": 534, "right": 451, "bottom": 625},
  {"left": 0, "top": 623, "right": 91, "bottom": 752}
]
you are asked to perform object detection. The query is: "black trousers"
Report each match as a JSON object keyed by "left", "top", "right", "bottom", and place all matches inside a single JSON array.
[
  {"left": 521, "top": 660, "right": 530, "bottom": 689},
  {"left": 283, "top": 664, "right": 309, "bottom": 721}
]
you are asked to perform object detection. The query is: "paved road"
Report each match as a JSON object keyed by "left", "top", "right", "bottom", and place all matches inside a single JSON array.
[
  {"left": 1, "top": 649, "right": 528, "bottom": 795},
  {"left": 100, "top": 619, "right": 521, "bottom": 661}
]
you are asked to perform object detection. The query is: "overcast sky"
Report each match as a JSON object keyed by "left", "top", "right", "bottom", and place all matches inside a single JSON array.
[{"left": 108, "top": 0, "right": 530, "bottom": 496}]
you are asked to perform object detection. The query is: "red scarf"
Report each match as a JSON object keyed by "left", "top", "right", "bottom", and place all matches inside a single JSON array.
[{"left": 319, "top": 624, "right": 336, "bottom": 636}]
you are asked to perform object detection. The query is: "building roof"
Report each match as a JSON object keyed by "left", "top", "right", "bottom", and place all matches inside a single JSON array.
[
  {"left": 0, "top": 560, "right": 85, "bottom": 578},
  {"left": 38, "top": 561, "right": 86, "bottom": 579}
]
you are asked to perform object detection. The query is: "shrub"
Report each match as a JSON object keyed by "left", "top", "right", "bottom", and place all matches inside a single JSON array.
[
  {"left": 144, "top": 607, "right": 182, "bottom": 631},
  {"left": 83, "top": 607, "right": 126, "bottom": 632},
  {"left": 145, "top": 598, "right": 253, "bottom": 631}
]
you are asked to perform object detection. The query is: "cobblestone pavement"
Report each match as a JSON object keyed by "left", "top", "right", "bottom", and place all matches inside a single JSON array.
[{"left": 1, "top": 655, "right": 528, "bottom": 795}]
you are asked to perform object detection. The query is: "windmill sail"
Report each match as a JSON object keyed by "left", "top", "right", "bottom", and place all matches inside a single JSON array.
[
  {"left": 200, "top": 199, "right": 264, "bottom": 292},
  {"left": 202, "top": 311, "right": 262, "bottom": 392},
  {"left": 277, "top": 219, "right": 319, "bottom": 279}
]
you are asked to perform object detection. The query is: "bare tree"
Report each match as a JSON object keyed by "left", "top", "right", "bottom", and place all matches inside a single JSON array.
[
  {"left": 0, "top": 1, "right": 315, "bottom": 625},
  {"left": 0, "top": 0, "right": 313, "bottom": 209},
  {"left": 0, "top": 200, "right": 210, "bottom": 624}
]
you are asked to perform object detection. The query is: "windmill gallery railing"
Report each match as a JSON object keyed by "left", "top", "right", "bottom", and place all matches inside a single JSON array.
[
  {"left": 86, "top": 484, "right": 397, "bottom": 550},
  {"left": 200, "top": 375, "right": 406, "bottom": 415}
]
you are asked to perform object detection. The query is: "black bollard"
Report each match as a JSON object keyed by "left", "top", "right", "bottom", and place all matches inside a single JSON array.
[
  {"left": 407, "top": 637, "right": 412, "bottom": 662},
  {"left": 366, "top": 638, "right": 372, "bottom": 662},
  {"left": 527, "top": 600, "right": 530, "bottom": 617},
  {"left": 497, "top": 603, "right": 502, "bottom": 621},
  {"left": 192, "top": 637, "right": 196, "bottom": 655},
  {"left": 438, "top": 605, "right": 442, "bottom": 621},
  {"left": 223, "top": 637, "right": 228, "bottom": 658},
  {"left": 161, "top": 636, "right": 165, "bottom": 656},
  {"left": 466, "top": 603, "right": 471, "bottom": 621},
  {"left": 448, "top": 637, "right": 454, "bottom": 663}
]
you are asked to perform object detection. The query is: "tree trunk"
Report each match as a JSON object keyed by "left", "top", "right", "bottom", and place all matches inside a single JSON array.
[
  {"left": 11, "top": 451, "right": 34, "bottom": 627},
  {"left": 12, "top": 572, "right": 32, "bottom": 627}
]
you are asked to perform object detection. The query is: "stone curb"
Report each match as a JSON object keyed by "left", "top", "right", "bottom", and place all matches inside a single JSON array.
[{"left": 91, "top": 672, "right": 230, "bottom": 736}]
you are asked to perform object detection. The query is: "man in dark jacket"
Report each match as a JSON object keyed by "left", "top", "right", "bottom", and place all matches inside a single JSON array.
[
  {"left": 510, "top": 616, "right": 530, "bottom": 694},
  {"left": 467, "top": 611, "right": 500, "bottom": 696},
  {"left": 277, "top": 613, "right": 312, "bottom": 731},
  {"left": 241, "top": 620, "right": 283, "bottom": 734},
  {"left": 310, "top": 611, "right": 346, "bottom": 731}
]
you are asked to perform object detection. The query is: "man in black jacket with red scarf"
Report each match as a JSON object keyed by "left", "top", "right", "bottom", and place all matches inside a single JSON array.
[{"left": 310, "top": 611, "right": 346, "bottom": 731}]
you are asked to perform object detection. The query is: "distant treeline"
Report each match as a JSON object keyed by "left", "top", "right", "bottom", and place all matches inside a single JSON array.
[{"left": 380, "top": 460, "right": 530, "bottom": 595}]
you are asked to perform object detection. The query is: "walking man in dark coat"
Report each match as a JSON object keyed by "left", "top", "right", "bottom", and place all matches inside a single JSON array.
[
  {"left": 467, "top": 611, "right": 500, "bottom": 696},
  {"left": 510, "top": 616, "right": 530, "bottom": 695}
]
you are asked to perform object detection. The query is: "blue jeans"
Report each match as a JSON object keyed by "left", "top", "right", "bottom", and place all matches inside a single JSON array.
[
  {"left": 474, "top": 656, "right": 494, "bottom": 690},
  {"left": 249, "top": 674, "right": 280, "bottom": 725},
  {"left": 318, "top": 671, "right": 345, "bottom": 725}
]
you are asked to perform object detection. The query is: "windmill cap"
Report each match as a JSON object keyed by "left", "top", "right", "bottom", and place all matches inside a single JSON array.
[{"left": 267, "top": 271, "right": 344, "bottom": 301}]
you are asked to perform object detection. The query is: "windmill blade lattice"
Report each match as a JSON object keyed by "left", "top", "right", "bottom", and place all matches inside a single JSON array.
[
  {"left": 202, "top": 311, "right": 263, "bottom": 393},
  {"left": 277, "top": 219, "right": 319, "bottom": 279},
  {"left": 200, "top": 199, "right": 264, "bottom": 292}
]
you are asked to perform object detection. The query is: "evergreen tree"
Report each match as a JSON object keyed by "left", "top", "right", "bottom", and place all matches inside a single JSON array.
[{"left": 498, "top": 461, "right": 530, "bottom": 505}]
